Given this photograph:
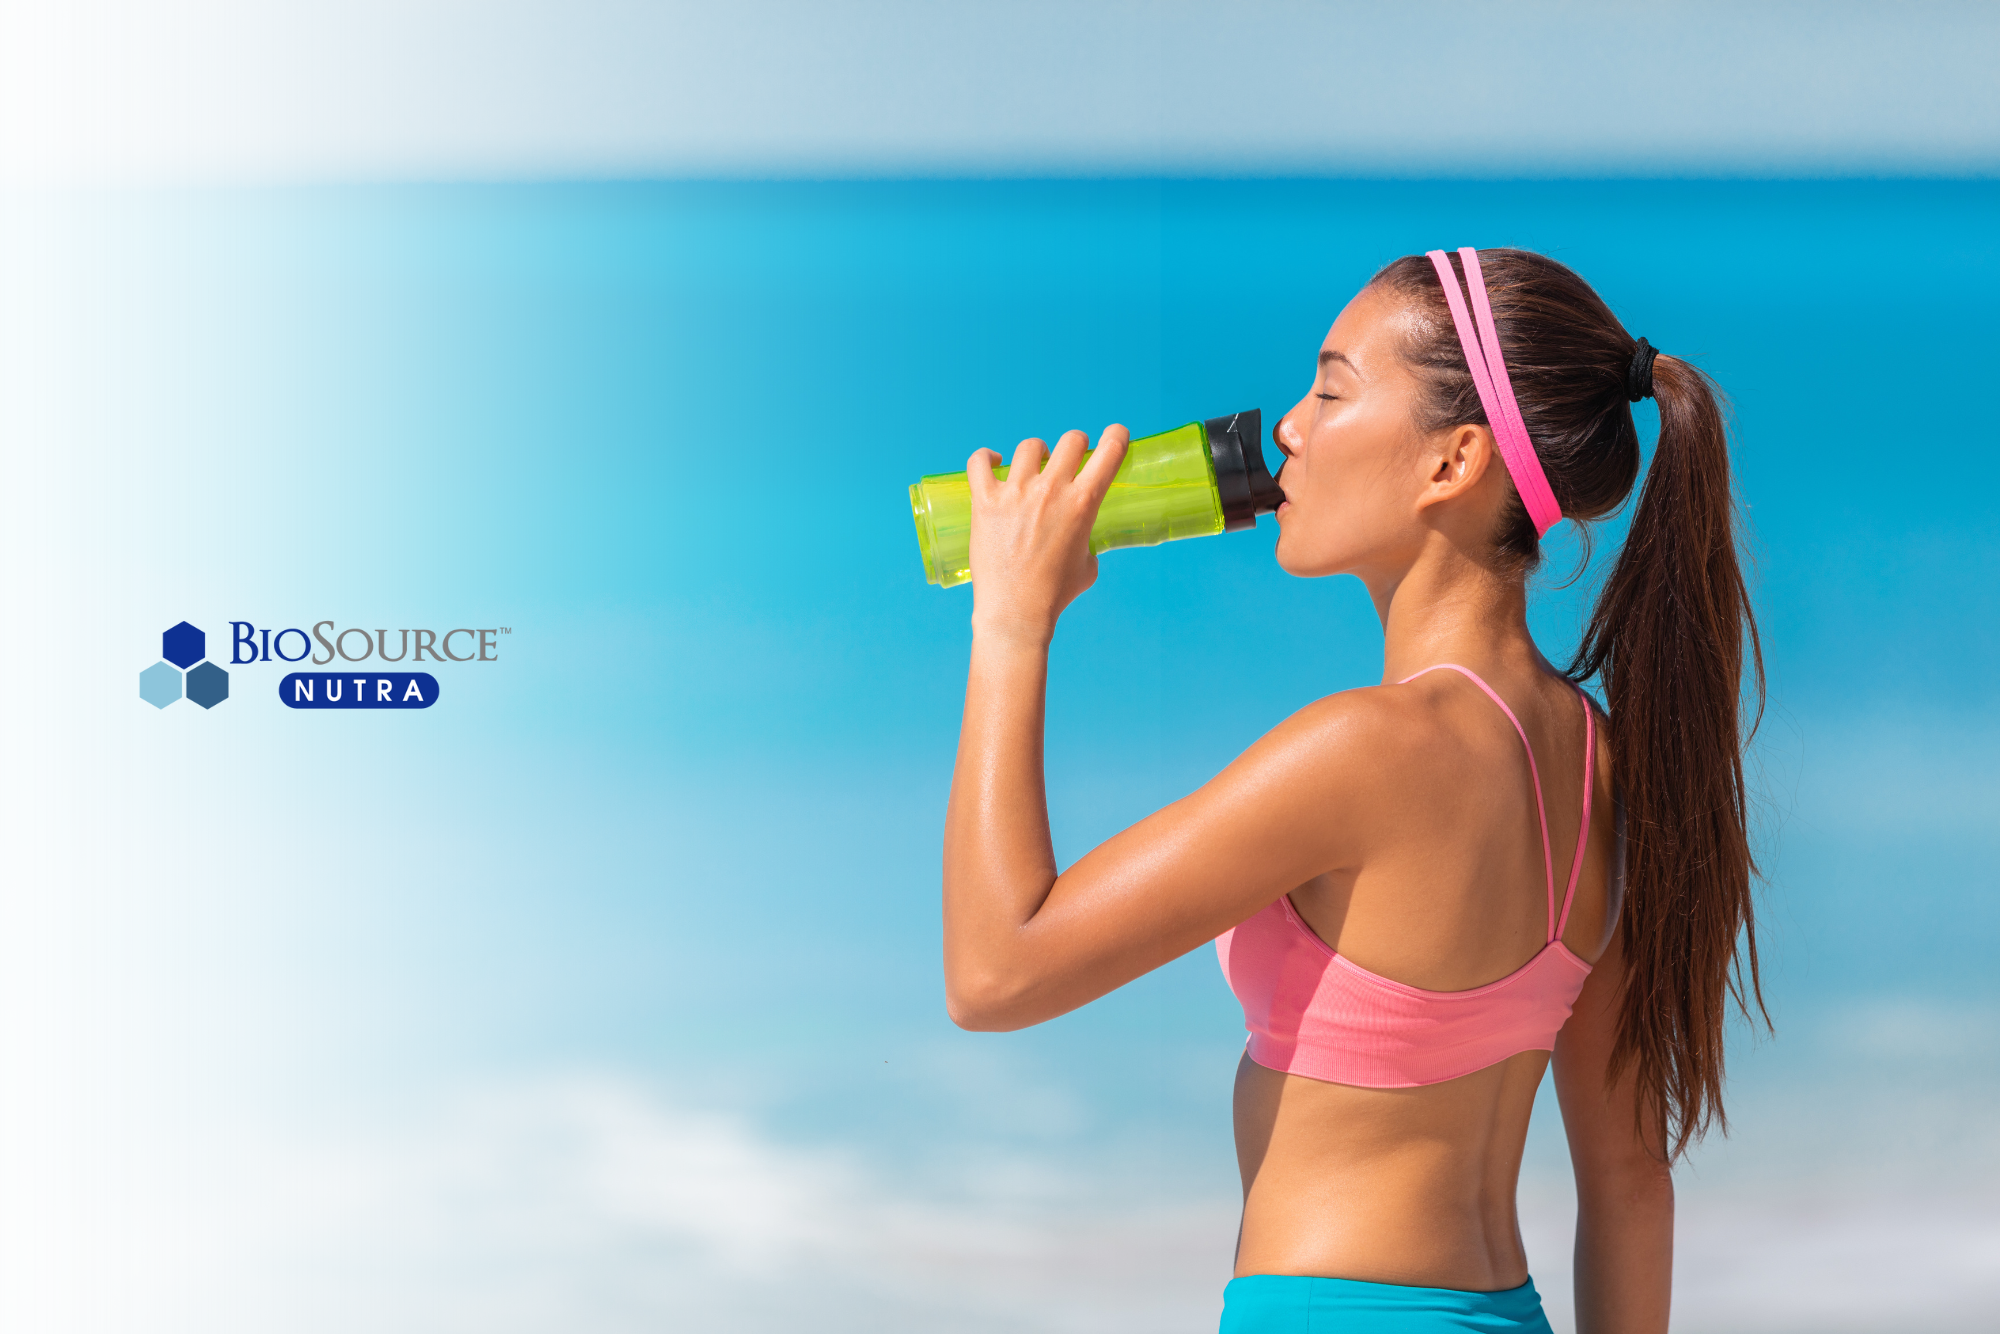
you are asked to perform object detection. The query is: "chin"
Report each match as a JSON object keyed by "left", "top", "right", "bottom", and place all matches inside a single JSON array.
[
  {"left": 1273, "top": 542, "right": 1327, "bottom": 579},
  {"left": 1273, "top": 532, "right": 1353, "bottom": 579}
]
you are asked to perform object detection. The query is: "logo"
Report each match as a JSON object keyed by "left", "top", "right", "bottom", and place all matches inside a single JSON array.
[
  {"left": 140, "top": 617, "right": 502, "bottom": 713},
  {"left": 279, "top": 672, "right": 440, "bottom": 709},
  {"left": 138, "top": 621, "right": 230, "bottom": 710}
]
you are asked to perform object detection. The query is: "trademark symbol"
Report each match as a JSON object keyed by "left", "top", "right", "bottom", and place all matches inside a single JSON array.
[{"left": 499, "top": 627, "right": 512, "bottom": 634}]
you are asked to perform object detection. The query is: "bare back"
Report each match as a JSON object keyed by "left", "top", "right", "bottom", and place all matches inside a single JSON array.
[{"left": 1231, "top": 662, "right": 1619, "bottom": 1289}]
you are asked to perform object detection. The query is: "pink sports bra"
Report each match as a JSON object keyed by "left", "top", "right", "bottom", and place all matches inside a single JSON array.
[{"left": 1216, "top": 664, "right": 1601, "bottom": 1088}]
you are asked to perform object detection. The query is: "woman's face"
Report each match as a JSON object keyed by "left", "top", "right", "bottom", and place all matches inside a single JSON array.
[{"left": 1271, "top": 284, "right": 1463, "bottom": 579}]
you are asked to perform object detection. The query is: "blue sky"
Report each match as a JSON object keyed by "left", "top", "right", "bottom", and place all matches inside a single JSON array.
[
  {"left": 1, "top": 6, "right": 1997, "bottom": 1332},
  {"left": 3, "top": 176, "right": 1995, "bottom": 1333}
]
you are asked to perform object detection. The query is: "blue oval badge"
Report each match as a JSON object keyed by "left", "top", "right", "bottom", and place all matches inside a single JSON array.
[{"left": 280, "top": 672, "right": 440, "bottom": 709}]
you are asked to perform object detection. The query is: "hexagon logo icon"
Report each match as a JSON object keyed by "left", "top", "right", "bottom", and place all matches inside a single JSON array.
[
  {"left": 140, "top": 661, "right": 183, "bottom": 708},
  {"left": 185, "top": 661, "right": 230, "bottom": 709},
  {"left": 162, "top": 621, "right": 206, "bottom": 669}
]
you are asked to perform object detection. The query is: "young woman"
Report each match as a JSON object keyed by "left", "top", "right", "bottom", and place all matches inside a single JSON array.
[{"left": 941, "top": 247, "right": 1762, "bottom": 1333}]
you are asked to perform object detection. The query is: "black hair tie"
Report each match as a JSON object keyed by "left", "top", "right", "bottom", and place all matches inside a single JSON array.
[{"left": 1627, "top": 337, "right": 1660, "bottom": 401}]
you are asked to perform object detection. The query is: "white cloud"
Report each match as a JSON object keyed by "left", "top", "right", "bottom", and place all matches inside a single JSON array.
[
  {"left": 2, "top": 1069, "right": 1996, "bottom": 1334},
  {"left": 1674, "top": 1193, "right": 2000, "bottom": 1334},
  {"left": 0, "top": 1073, "right": 1241, "bottom": 1334}
]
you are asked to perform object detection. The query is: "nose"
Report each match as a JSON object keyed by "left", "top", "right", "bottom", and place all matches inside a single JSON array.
[{"left": 1271, "top": 411, "right": 1300, "bottom": 476}]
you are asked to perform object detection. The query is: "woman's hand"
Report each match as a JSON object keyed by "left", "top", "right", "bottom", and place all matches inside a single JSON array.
[{"left": 966, "top": 425, "right": 1129, "bottom": 645}]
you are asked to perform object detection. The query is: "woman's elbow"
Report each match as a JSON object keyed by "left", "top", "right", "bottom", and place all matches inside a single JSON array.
[
  {"left": 944, "top": 972, "right": 1033, "bottom": 1032},
  {"left": 946, "top": 996, "right": 1009, "bottom": 1032}
]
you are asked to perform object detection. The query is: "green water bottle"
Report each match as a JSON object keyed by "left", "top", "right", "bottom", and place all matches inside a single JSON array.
[{"left": 908, "top": 410, "right": 1284, "bottom": 588}]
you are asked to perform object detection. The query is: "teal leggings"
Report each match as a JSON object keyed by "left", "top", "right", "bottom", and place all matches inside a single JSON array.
[{"left": 1219, "top": 1275, "right": 1554, "bottom": 1333}]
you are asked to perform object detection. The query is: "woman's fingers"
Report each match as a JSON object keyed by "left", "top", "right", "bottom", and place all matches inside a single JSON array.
[
  {"left": 1047, "top": 429, "right": 1091, "bottom": 481},
  {"left": 1009, "top": 436, "right": 1048, "bottom": 485},
  {"left": 963, "top": 423, "right": 1123, "bottom": 635},
  {"left": 972, "top": 422, "right": 1119, "bottom": 518},
  {"left": 964, "top": 448, "right": 1008, "bottom": 500},
  {"left": 966, "top": 447, "right": 1004, "bottom": 493},
  {"left": 1077, "top": 424, "right": 1130, "bottom": 505}
]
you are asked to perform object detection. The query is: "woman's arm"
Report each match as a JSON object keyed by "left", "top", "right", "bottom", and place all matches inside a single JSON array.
[
  {"left": 942, "top": 427, "right": 1380, "bottom": 1031},
  {"left": 1552, "top": 927, "right": 1675, "bottom": 1333}
]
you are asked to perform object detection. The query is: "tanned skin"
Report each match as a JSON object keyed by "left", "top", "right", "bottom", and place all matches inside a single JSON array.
[{"left": 942, "top": 284, "right": 1673, "bottom": 1331}]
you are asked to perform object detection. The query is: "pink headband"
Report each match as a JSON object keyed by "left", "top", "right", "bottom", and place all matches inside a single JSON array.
[{"left": 1425, "top": 248, "right": 1562, "bottom": 537}]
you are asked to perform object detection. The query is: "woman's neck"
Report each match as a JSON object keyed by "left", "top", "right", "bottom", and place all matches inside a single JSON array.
[{"left": 1364, "top": 535, "right": 1543, "bottom": 685}]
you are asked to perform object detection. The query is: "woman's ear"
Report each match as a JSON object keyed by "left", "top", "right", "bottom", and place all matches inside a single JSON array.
[{"left": 1414, "top": 424, "right": 1496, "bottom": 512}]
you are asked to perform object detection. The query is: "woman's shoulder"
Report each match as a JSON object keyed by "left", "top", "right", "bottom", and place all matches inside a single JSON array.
[
  {"left": 1279, "top": 675, "right": 1472, "bottom": 736},
  {"left": 1251, "top": 679, "right": 1468, "bottom": 787}
]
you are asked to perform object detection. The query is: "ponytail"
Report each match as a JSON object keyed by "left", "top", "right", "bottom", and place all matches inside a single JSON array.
[
  {"left": 1373, "top": 248, "right": 1766, "bottom": 1161},
  {"left": 1570, "top": 354, "right": 1766, "bottom": 1160}
]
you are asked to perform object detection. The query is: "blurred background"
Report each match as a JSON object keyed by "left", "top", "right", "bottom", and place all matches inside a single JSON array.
[{"left": 2, "top": 4, "right": 1996, "bottom": 1331}]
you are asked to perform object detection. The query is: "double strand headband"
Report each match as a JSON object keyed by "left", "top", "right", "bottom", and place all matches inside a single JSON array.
[{"left": 1425, "top": 248, "right": 1562, "bottom": 537}]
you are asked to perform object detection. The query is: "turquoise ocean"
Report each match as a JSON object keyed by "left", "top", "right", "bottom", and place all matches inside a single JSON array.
[{"left": 1, "top": 179, "right": 1994, "bottom": 1332}]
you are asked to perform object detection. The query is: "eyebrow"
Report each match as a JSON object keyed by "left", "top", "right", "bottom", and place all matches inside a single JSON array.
[{"left": 1318, "top": 349, "right": 1358, "bottom": 372}]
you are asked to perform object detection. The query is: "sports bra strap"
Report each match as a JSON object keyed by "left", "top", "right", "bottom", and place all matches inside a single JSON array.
[
  {"left": 1398, "top": 664, "right": 1556, "bottom": 938},
  {"left": 1555, "top": 693, "right": 1596, "bottom": 941}
]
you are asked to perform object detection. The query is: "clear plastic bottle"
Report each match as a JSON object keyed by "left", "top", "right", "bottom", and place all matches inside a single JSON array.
[{"left": 908, "top": 410, "right": 1283, "bottom": 588}]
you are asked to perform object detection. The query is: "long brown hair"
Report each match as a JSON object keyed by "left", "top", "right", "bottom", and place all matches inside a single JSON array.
[{"left": 1373, "top": 248, "right": 1766, "bottom": 1160}]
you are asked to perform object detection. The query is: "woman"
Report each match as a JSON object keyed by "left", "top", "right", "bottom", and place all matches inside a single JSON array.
[{"left": 941, "top": 247, "right": 1764, "bottom": 1332}]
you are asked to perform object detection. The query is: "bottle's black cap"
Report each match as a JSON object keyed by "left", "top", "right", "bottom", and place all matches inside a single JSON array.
[{"left": 1205, "top": 409, "right": 1285, "bottom": 532}]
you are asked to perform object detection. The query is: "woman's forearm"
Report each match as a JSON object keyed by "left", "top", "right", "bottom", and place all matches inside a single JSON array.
[
  {"left": 942, "top": 625, "right": 1060, "bottom": 1025},
  {"left": 1572, "top": 1164, "right": 1674, "bottom": 1334},
  {"left": 940, "top": 425, "right": 1128, "bottom": 1027},
  {"left": 1554, "top": 924, "right": 1674, "bottom": 1332}
]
